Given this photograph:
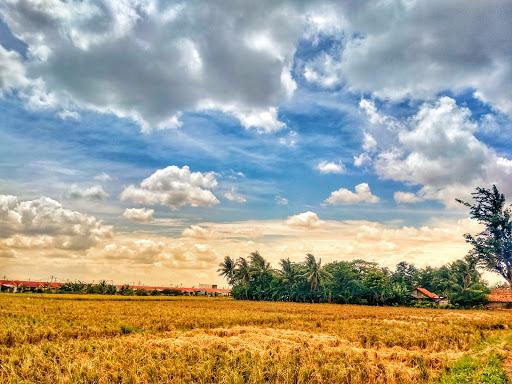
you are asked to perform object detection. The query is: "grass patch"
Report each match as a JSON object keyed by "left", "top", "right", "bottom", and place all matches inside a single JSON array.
[
  {"left": 120, "top": 325, "right": 143, "bottom": 335},
  {"left": 440, "top": 352, "right": 508, "bottom": 383}
]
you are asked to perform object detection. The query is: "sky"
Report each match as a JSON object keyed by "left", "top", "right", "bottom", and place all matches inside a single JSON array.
[{"left": 0, "top": 0, "right": 511, "bottom": 286}]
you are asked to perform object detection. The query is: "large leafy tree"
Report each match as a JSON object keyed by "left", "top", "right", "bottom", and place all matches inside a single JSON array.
[
  {"left": 324, "top": 261, "right": 366, "bottom": 304},
  {"left": 457, "top": 185, "right": 512, "bottom": 287},
  {"left": 447, "top": 256, "right": 489, "bottom": 306}
]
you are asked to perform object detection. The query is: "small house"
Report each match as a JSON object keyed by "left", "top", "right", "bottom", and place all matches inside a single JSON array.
[
  {"left": 411, "top": 287, "right": 449, "bottom": 306},
  {"left": 487, "top": 288, "right": 512, "bottom": 309}
]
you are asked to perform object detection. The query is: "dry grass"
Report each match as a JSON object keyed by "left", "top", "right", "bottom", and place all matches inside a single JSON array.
[{"left": 1, "top": 294, "right": 512, "bottom": 383}]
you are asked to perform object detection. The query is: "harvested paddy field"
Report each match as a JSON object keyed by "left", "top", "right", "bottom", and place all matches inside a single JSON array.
[{"left": 1, "top": 294, "right": 512, "bottom": 383}]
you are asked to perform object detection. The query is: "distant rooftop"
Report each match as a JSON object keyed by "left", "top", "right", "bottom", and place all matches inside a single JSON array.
[
  {"left": 488, "top": 288, "right": 512, "bottom": 303},
  {"left": 0, "top": 280, "right": 230, "bottom": 294},
  {"left": 415, "top": 287, "right": 439, "bottom": 299}
]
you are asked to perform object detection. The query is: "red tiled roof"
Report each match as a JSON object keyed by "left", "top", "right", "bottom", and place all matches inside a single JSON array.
[
  {"left": 0, "top": 280, "right": 62, "bottom": 288},
  {"left": 127, "top": 285, "right": 231, "bottom": 293},
  {"left": 488, "top": 288, "right": 512, "bottom": 303},
  {"left": 415, "top": 287, "right": 439, "bottom": 299},
  {"left": 0, "top": 280, "right": 230, "bottom": 294}
]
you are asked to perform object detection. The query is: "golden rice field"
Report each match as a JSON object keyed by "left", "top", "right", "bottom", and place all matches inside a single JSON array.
[{"left": 1, "top": 294, "right": 512, "bottom": 383}]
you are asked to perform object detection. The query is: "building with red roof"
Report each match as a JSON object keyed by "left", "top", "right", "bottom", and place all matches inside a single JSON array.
[
  {"left": 411, "top": 287, "right": 449, "bottom": 306},
  {"left": 487, "top": 288, "right": 512, "bottom": 308},
  {"left": 0, "top": 279, "right": 230, "bottom": 296}
]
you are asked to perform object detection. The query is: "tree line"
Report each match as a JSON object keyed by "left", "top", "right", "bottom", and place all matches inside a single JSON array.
[
  {"left": 218, "top": 185, "right": 512, "bottom": 308},
  {"left": 29, "top": 281, "right": 184, "bottom": 296},
  {"left": 60, "top": 281, "right": 184, "bottom": 296},
  {"left": 218, "top": 252, "right": 488, "bottom": 307}
]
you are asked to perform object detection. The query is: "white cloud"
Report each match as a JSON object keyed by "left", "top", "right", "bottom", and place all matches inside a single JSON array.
[
  {"left": 353, "top": 153, "right": 371, "bottom": 168},
  {"left": 325, "top": 183, "right": 379, "bottom": 205},
  {"left": 0, "top": 195, "right": 111, "bottom": 250},
  {"left": 275, "top": 195, "right": 288, "bottom": 205},
  {"left": 0, "top": 248, "right": 16, "bottom": 258},
  {"left": 231, "top": 107, "right": 285, "bottom": 133},
  {"left": 362, "top": 131, "right": 377, "bottom": 152},
  {"left": 31, "top": 160, "right": 77, "bottom": 176},
  {"left": 0, "top": 45, "right": 29, "bottom": 92},
  {"left": 0, "top": 1, "right": 312, "bottom": 132},
  {"left": 94, "top": 172, "right": 112, "bottom": 182},
  {"left": 286, "top": 211, "right": 323, "bottom": 229},
  {"left": 97, "top": 239, "right": 166, "bottom": 265},
  {"left": 370, "top": 97, "right": 512, "bottom": 206},
  {"left": 123, "top": 208, "right": 154, "bottom": 223},
  {"left": 223, "top": 188, "right": 247, "bottom": 203},
  {"left": 359, "top": 99, "right": 387, "bottom": 126},
  {"left": 298, "top": 2, "right": 512, "bottom": 118},
  {"left": 120, "top": 165, "right": 219, "bottom": 210},
  {"left": 303, "top": 52, "right": 342, "bottom": 88},
  {"left": 394, "top": 191, "right": 423, "bottom": 205},
  {"left": 57, "top": 110, "right": 80, "bottom": 120},
  {"left": 279, "top": 130, "right": 298, "bottom": 147},
  {"left": 1, "top": 216, "right": 485, "bottom": 285},
  {"left": 316, "top": 160, "right": 345, "bottom": 174},
  {"left": 2, "top": 0, "right": 511, "bottom": 130},
  {"left": 67, "top": 184, "right": 109, "bottom": 201},
  {"left": 91, "top": 237, "right": 221, "bottom": 267},
  {"left": 182, "top": 225, "right": 219, "bottom": 240}
]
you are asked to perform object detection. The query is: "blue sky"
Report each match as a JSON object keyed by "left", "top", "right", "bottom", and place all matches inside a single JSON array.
[{"left": 0, "top": 1, "right": 511, "bottom": 285}]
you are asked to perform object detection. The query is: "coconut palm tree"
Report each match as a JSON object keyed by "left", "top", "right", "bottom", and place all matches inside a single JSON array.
[
  {"left": 249, "top": 251, "right": 270, "bottom": 273},
  {"left": 234, "top": 257, "right": 251, "bottom": 299},
  {"left": 217, "top": 256, "right": 236, "bottom": 285},
  {"left": 280, "top": 258, "right": 295, "bottom": 284},
  {"left": 279, "top": 258, "right": 300, "bottom": 301},
  {"left": 304, "top": 253, "right": 331, "bottom": 292},
  {"left": 235, "top": 257, "right": 251, "bottom": 285}
]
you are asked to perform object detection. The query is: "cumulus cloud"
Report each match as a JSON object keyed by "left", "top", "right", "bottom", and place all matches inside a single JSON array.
[
  {"left": 2, "top": 215, "right": 484, "bottom": 285},
  {"left": 316, "top": 160, "right": 345, "bottom": 174},
  {"left": 325, "top": 183, "right": 379, "bottom": 205},
  {"left": 304, "top": 1, "right": 512, "bottom": 116},
  {"left": 275, "top": 196, "right": 288, "bottom": 205},
  {"left": 353, "top": 152, "right": 371, "bottom": 168},
  {"left": 227, "top": 106, "right": 285, "bottom": 133},
  {"left": 2, "top": 0, "right": 511, "bottom": 133},
  {"left": 286, "top": 211, "right": 323, "bottom": 229},
  {"left": 94, "top": 172, "right": 112, "bottom": 182},
  {"left": 303, "top": 52, "right": 342, "bottom": 88},
  {"left": 0, "top": 0, "right": 318, "bottom": 132},
  {"left": 0, "top": 195, "right": 111, "bottom": 250},
  {"left": 120, "top": 165, "right": 219, "bottom": 209},
  {"left": 394, "top": 191, "right": 423, "bottom": 205},
  {"left": 366, "top": 97, "right": 512, "bottom": 205},
  {"left": 0, "top": 45, "right": 29, "bottom": 92},
  {"left": 99, "top": 239, "right": 166, "bottom": 265},
  {"left": 0, "top": 247, "right": 16, "bottom": 258},
  {"left": 67, "top": 184, "right": 109, "bottom": 201},
  {"left": 123, "top": 207, "right": 154, "bottom": 223},
  {"left": 182, "top": 225, "right": 220, "bottom": 240},
  {"left": 91, "top": 237, "right": 221, "bottom": 268},
  {"left": 57, "top": 109, "right": 80, "bottom": 120},
  {"left": 362, "top": 132, "right": 377, "bottom": 152},
  {"left": 223, "top": 188, "right": 247, "bottom": 203}
]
